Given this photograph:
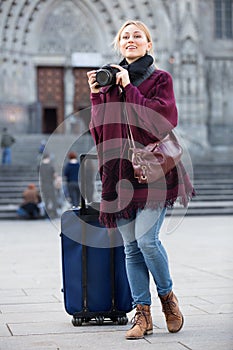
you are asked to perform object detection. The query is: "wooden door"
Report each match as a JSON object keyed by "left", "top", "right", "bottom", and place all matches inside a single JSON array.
[
  {"left": 73, "top": 68, "right": 96, "bottom": 130},
  {"left": 37, "top": 67, "right": 64, "bottom": 133},
  {"left": 73, "top": 68, "right": 92, "bottom": 111}
]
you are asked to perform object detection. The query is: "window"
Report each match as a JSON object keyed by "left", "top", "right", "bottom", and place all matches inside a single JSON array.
[{"left": 215, "top": 0, "right": 233, "bottom": 39}]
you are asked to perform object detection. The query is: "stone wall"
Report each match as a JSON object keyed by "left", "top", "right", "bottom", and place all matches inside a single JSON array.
[{"left": 0, "top": 0, "right": 232, "bottom": 162}]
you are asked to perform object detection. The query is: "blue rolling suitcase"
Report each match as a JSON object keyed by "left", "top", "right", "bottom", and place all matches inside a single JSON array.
[{"left": 61, "top": 154, "right": 133, "bottom": 326}]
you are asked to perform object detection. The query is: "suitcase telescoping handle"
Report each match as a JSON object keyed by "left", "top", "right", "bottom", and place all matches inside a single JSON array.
[
  {"left": 80, "top": 153, "right": 98, "bottom": 214},
  {"left": 79, "top": 154, "right": 117, "bottom": 319}
]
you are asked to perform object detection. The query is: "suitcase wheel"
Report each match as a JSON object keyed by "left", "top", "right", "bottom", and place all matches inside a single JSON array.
[
  {"left": 72, "top": 315, "right": 128, "bottom": 326},
  {"left": 72, "top": 317, "right": 83, "bottom": 327},
  {"left": 95, "top": 316, "right": 104, "bottom": 325},
  {"left": 117, "top": 316, "right": 128, "bottom": 325}
]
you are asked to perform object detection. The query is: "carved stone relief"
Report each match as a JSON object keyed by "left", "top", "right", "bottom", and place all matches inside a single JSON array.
[{"left": 39, "top": 1, "right": 97, "bottom": 54}]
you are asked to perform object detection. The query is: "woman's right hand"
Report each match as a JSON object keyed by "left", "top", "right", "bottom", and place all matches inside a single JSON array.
[{"left": 87, "top": 70, "right": 100, "bottom": 93}]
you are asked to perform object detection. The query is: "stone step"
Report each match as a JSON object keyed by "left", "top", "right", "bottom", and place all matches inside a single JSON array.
[
  {"left": 192, "top": 195, "right": 233, "bottom": 201},
  {"left": 1, "top": 156, "right": 233, "bottom": 218},
  {"left": 194, "top": 189, "right": 233, "bottom": 194},
  {"left": 0, "top": 184, "right": 39, "bottom": 190},
  {"left": 1, "top": 202, "right": 233, "bottom": 220},
  {"left": 196, "top": 186, "right": 233, "bottom": 192},
  {"left": 167, "top": 207, "right": 233, "bottom": 216},
  {"left": 0, "top": 199, "right": 22, "bottom": 205},
  {"left": 0, "top": 173, "right": 39, "bottom": 177},
  {"left": 0, "top": 163, "right": 41, "bottom": 218},
  {"left": 194, "top": 179, "right": 233, "bottom": 184},
  {"left": 166, "top": 200, "right": 233, "bottom": 216},
  {"left": 194, "top": 167, "right": 233, "bottom": 173},
  {"left": 193, "top": 164, "right": 233, "bottom": 171},
  {"left": 188, "top": 200, "right": 233, "bottom": 208},
  {"left": 0, "top": 188, "right": 39, "bottom": 195},
  {"left": 0, "top": 204, "right": 19, "bottom": 220},
  {"left": 195, "top": 184, "right": 233, "bottom": 189}
]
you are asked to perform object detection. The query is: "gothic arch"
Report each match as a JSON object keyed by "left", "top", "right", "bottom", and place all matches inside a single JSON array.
[
  {"left": 0, "top": 0, "right": 121, "bottom": 59},
  {"left": 31, "top": 0, "right": 105, "bottom": 55},
  {"left": 181, "top": 36, "right": 198, "bottom": 64},
  {"left": 0, "top": 0, "right": 175, "bottom": 63}
]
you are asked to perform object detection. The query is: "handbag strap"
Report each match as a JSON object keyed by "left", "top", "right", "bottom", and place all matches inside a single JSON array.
[
  {"left": 122, "top": 102, "right": 136, "bottom": 150},
  {"left": 123, "top": 103, "right": 179, "bottom": 151},
  {"left": 122, "top": 64, "right": 155, "bottom": 149}
]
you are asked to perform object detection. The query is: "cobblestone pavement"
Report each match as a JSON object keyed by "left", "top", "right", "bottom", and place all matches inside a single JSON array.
[{"left": 0, "top": 215, "right": 233, "bottom": 350}]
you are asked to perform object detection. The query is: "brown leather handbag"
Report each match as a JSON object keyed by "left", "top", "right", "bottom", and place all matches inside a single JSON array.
[
  {"left": 125, "top": 108, "right": 183, "bottom": 184},
  {"left": 128, "top": 133, "right": 183, "bottom": 184}
]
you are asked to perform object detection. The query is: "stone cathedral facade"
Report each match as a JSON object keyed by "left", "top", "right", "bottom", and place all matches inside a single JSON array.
[{"left": 0, "top": 0, "right": 232, "bottom": 162}]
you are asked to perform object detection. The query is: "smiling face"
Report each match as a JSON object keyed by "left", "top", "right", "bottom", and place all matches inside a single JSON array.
[{"left": 119, "top": 24, "right": 152, "bottom": 64}]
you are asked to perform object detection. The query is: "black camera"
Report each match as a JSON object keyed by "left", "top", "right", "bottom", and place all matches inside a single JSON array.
[{"left": 96, "top": 65, "right": 120, "bottom": 87}]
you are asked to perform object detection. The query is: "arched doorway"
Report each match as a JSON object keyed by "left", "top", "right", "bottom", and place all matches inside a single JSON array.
[{"left": 37, "top": 67, "right": 64, "bottom": 134}]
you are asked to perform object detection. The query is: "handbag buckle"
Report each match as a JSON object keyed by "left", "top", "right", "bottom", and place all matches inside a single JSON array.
[{"left": 141, "top": 165, "right": 147, "bottom": 181}]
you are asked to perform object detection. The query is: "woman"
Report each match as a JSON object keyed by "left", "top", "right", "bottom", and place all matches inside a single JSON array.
[{"left": 87, "top": 20, "right": 195, "bottom": 340}]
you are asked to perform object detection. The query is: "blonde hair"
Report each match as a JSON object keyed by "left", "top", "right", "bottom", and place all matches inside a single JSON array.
[{"left": 113, "top": 20, "right": 154, "bottom": 57}]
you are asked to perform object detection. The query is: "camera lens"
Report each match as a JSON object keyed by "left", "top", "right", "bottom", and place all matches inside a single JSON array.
[{"left": 96, "top": 69, "right": 112, "bottom": 86}]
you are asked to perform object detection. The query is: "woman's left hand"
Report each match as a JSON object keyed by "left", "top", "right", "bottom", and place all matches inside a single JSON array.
[{"left": 111, "top": 64, "right": 130, "bottom": 88}]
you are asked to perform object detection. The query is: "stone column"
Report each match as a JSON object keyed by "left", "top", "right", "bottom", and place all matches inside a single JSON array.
[{"left": 64, "top": 66, "right": 75, "bottom": 134}]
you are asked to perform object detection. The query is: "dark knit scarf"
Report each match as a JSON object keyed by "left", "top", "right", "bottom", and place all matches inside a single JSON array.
[{"left": 119, "top": 54, "right": 155, "bottom": 86}]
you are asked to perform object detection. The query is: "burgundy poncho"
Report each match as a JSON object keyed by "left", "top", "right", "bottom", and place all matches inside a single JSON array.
[{"left": 90, "top": 68, "right": 195, "bottom": 228}]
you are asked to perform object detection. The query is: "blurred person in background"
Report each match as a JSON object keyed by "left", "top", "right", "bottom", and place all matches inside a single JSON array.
[
  {"left": 63, "top": 151, "right": 80, "bottom": 208},
  {"left": 1, "top": 127, "right": 15, "bottom": 165},
  {"left": 37, "top": 139, "right": 47, "bottom": 170},
  {"left": 39, "top": 153, "right": 58, "bottom": 218}
]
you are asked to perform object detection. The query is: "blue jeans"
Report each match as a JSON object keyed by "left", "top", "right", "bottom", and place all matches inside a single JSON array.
[
  {"left": 67, "top": 182, "right": 80, "bottom": 207},
  {"left": 2, "top": 147, "right": 11, "bottom": 165},
  {"left": 116, "top": 207, "right": 173, "bottom": 307}
]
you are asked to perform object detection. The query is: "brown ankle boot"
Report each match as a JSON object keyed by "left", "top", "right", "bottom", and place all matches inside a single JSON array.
[
  {"left": 125, "top": 304, "right": 153, "bottom": 340},
  {"left": 159, "top": 291, "right": 184, "bottom": 333}
]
